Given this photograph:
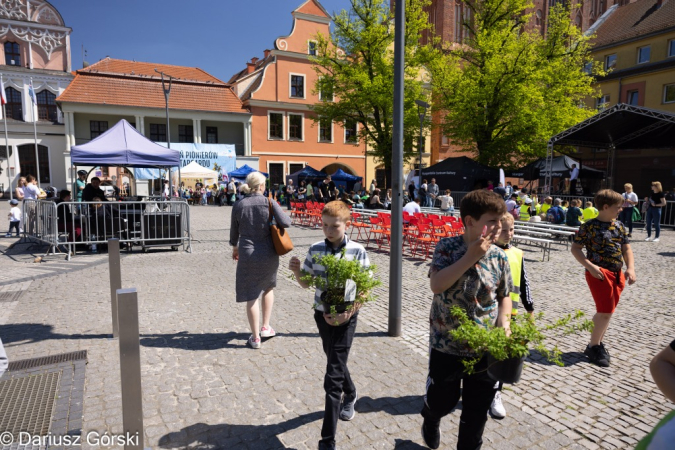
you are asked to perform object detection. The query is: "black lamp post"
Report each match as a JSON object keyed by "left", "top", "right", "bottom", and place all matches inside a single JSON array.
[{"left": 155, "top": 69, "right": 181, "bottom": 194}]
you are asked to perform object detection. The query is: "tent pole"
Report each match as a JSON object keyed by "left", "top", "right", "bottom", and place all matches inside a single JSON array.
[{"left": 544, "top": 142, "right": 553, "bottom": 196}]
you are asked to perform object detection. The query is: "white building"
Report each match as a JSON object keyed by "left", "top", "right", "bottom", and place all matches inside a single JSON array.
[{"left": 0, "top": 0, "right": 73, "bottom": 193}]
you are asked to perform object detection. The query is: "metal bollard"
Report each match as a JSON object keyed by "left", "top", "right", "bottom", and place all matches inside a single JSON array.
[
  {"left": 108, "top": 238, "right": 121, "bottom": 338},
  {"left": 117, "top": 288, "right": 144, "bottom": 450}
]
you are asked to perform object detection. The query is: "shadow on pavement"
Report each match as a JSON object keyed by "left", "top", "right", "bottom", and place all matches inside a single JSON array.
[
  {"left": 394, "top": 439, "right": 428, "bottom": 449},
  {"left": 0, "top": 323, "right": 110, "bottom": 345},
  {"left": 355, "top": 395, "right": 423, "bottom": 416},
  {"left": 526, "top": 349, "right": 587, "bottom": 367},
  {"left": 657, "top": 252, "right": 675, "bottom": 257}
]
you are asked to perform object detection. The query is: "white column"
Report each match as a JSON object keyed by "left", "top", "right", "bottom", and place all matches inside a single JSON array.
[
  {"left": 65, "top": 34, "right": 72, "bottom": 72},
  {"left": 245, "top": 121, "right": 252, "bottom": 156},
  {"left": 28, "top": 42, "right": 34, "bottom": 70},
  {"left": 242, "top": 122, "right": 248, "bottom": 156},
  {"left": 134, "top": 115, "right": 145, "bottom": 135},
  {"left": 193, "top": 118, "right": 200, "bottom": 143},
  {"left": 64, "top": 111, "right": 73, "bottom": 151}
]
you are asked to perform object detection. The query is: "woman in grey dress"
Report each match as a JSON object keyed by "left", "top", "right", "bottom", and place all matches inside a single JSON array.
[{"left": 230, "top": 172, "right": 292, "bottom": 349}]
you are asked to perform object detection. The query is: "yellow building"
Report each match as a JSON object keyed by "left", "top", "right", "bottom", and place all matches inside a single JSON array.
[{"left": 579, "top": 0, "right": 675, "bottom": 191}]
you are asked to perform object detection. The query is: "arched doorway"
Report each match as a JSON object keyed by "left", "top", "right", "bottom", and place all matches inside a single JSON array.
[
  {"left": 320, "top": 163, "right": 356, "bottom": 176},
  {"left": 18, "top": 144, "right": 50, "bottom": 184}
]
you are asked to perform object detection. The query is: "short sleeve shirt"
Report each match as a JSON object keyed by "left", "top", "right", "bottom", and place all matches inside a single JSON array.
[
  {"left": 428, "top": 236, "right": 513, "bottom": 357},
  {"left": 574, "top": 219, "right": 628, "bottom": 272}
]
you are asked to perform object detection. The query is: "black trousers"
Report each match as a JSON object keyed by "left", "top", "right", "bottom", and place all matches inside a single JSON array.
[
  {"left": 8, "top": 221, "right": 19, "bottom": 235},
  {"left": 314, "top": 310, "right": 358, "bottom": 446},
  {"left": 421, "top": 349, "right": 496, "bottom": 450}
]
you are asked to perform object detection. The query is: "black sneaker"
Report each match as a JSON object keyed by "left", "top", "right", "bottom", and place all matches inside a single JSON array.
[
  {"left": 421, "top": 418, "right": 441, "bottom": 449},
  {"left": 339, "top": 391, "right": 357, "bottom": 421},
  {"left": 584, "top": 344, "right": 609, "bottom": 367},
  {"left": 318, "top": 441, "right": 336, "bottom": 450},
  {"left": 599, "top": 343, "right": 611, "bottom": 363}
]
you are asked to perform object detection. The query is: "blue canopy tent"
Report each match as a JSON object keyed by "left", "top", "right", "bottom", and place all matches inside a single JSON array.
[
  {"left": 228, "top": 164, "right": 268, "bottom": 181},
  {"left": 71, "top": 119, "right": 180, "bottom": 168},
  {"left": 285, "top": 165, "right": 327, "bottom": 186},
  {"left": 328, "top": 168, "right": 363, "bottom": 191}
]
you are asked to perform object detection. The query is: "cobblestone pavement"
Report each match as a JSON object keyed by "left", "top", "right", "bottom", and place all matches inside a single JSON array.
[{"left": 0, "top": 203, "right": 673, "bottom": 449}]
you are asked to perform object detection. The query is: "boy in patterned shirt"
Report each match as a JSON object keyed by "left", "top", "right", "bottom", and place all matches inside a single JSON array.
[
  {"left": 421, "top": 190, "right": 513, "bottom": 450},
  {"left": 572, "top": 189, "right": 636, "bottom": 367}
]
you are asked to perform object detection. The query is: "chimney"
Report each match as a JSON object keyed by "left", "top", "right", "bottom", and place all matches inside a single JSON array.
[
  {"left": 246, "top": 62, "right": 255, "bottom": 74},
  {"left": 264, "top": 49, "right": 271, "bottom": 58},
  {"left": 251, "top": 57, "right": 259, "bottom": 64}
]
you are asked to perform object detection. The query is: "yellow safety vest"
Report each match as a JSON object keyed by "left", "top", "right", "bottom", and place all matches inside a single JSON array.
[
  {"left": 520, "top": 204, "right": 530, "bottom": 221},
  {"left": 503, "top": 246, "right": 523, "bottom": 316},
  {"left": 541, "top": 203, "right": 551, "bottom": 215}
]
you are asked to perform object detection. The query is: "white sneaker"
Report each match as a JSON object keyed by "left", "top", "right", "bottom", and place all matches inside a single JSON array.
[
  {"left": 247, "top": 335, "right": 261, "bottom": 349},
  {"left": 490, "top": 391, "right": 506, "bottom": 418},
  {"left": 260, "top": 326, "right": 276, "bottom": 338},
  {"left": 653, "top": 238, "right": 660, "bottom": 242},
  {"left": 645, "top": 237, "right": 652, "bottom": 241}
]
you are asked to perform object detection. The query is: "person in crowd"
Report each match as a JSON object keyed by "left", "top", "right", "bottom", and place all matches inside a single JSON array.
[
  {"left": 566, "top": 199, "right": 583, "bottom": 227},
  {"left": 493, "top": 182, "right": 506, "bottom": 198},
  {"left": 54, "top": 190, "right": 82, "bottom": 242},
  {"left": 427, "top": 178, "right": 439, "bottom": 208},
  {"left": 369, "top": 179, "right": 377, "bottom": 195},
  {"left": 540, "top": 196, "right": 553, "bottom": 215},
  {"left": 326, "top": 176, "right": 337, "bottom": 201},
  {"left": 561, "top": 200, "right": 569, "bottom": 214},
  {"left": 74, "top": 170, "right": 87, "bottom": 202},
  {"left": 285, "top": 179, "right": 295, "bottom": 209},
  {"left": 505, "top": 182, "right": 513, "bottom": 198},
  {"left": 408, "top": 180, "right": 417, "bottom": 202},
  {"left": 227, "top": 179, "right": 236, "bottom": 206},
  {"left": 546, "top": 199, "right": 566, "bottom": 224},
  {"left": 353, "top": 180, "right": 362, "bottom": 193},
  {"left": 421, "top": 190, "right": 511, "bottom": 450},
  {"left": 490, "top": 212, "right": 534, "bottom": 419},
  {"left": 582, "top": 201, "right": 599, "bottom": 222},
  {"left": 517, "top": 187, "right": 529, "bottom": 203},
  {"left": 645, "top": 181, "right": 667, "bottom": 242},
  {"left": 297, "top": 181, "right": 307, "bottom": 202},
  {"left": 81, "top": 177, "right": 108, "bottom": 202},
  {"left": 636, "top": 340, "right": 675, "bottom": 449},
  {"left": 14, "top": 176, "right": 26, "bottom": 201},
  {"left": 506, "top": 193, "right": 519, "bottom": 220},
  {"left": 340, "top": 192, "right": 354, "bottom": 206},
  {"left": 437, "top": 189, "right": 454, "bottom": 213},
  {"left": 201, "top": 185, "right": 208, "bottom": 205},
  {"left": 6, "top": 199, "right": 21, "bottom": 237},
  {"left": 418, "top": 179, "right": 428, "bottom": 206},
  {"left": 289, "top": 201, "right": 370, "bottom": 450},
  {"left": 369, "top": 188, "right": 384, "bottom": 209},
  {"left": 306, "top": 181, "right": 314, "bottom": 202},
  {"left": 620, "top": 183, "right": 638, "bottom": 237},
  {"left": 360, "top": 191, "right": 369, "bottom": 206},
  {"left": 383, "top": 188, "right": 392, "bottom": 210},
  {"left": 572, "top": 189, "right": 636, "bottom": 367},
  {"left": 569, "top": 163, "right": 579, "bottom": 194},
  {"left": 23, "top": 175, "right": 41, "bottom": 200},
  {"left": 519, "top": 198, "right": 532, "bottom": 221},
  {"left": 486, "top": 180, "right": 494, "bottom": 191},
  {"left": 230, "top": 171, "right": 291, "bottom": 349},
  {"left": 403, "top": 196, "right": 422, "bottom": 215}
]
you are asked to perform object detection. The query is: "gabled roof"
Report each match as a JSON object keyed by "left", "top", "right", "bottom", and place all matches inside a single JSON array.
[
  {"left": 80, "top": 57, "right": 226, "bottom": 84},
  {"left": 591, "top": 0, "right": 675, "bottom": 49},
  {"left": 294, "top": 0, "right": 330, "bottom": 18},
  {"left": 58, "top": 58, "right": 248, "bottom": 114}
]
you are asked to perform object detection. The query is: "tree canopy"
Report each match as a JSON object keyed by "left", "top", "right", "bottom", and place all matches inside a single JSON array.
[
  {"left": 309, "top": 0, "right": 432, "bottom": 182},
  {"left": 425, "top": 0, "right": 603, "bottom": 168}
]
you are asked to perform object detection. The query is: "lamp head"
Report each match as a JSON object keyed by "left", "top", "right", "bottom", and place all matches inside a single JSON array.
[{"left": 415, "top": 99, "right": 430, "bottom": 109}]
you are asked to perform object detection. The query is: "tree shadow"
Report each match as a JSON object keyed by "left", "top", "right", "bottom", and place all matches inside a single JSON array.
[{"left": 158, "top": 396, "right": 425, "bottom": 449}]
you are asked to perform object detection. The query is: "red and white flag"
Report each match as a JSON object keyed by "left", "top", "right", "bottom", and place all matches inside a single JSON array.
[{"left": 0, "top": 76, "right": 6, "bottom": 120}]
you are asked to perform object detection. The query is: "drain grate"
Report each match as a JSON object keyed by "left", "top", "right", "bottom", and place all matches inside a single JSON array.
[
  {"left": 0, "top": 372, "right": 60, "bottom": 436},
  {"left": 0, "top": 291, "right": 24, "bottom": 303},
  {"left": 7, "top": 350, "right": 87, "bottom": 372}
]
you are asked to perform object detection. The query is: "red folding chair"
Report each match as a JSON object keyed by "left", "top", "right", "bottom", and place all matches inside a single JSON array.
[{"left": 350, "top": 212, "right": 371, "bottom": 241}]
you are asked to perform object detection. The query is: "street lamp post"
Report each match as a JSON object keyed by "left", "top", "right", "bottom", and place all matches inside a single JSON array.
[
  {"left": 155, "top": 69, "right": 181, "bottom": 196},
  {"left": 415, "top": 100, "right": 430, "bottom": 193}
]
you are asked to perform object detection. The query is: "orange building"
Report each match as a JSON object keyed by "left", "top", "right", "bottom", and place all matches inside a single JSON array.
[{"left": 228, "top": 0, "right": 367, "bottom": 187}]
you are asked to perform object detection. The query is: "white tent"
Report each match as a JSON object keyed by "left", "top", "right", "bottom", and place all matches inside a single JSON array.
[{"left": 173, "top": 161, "right": 218, "bottom": 186}]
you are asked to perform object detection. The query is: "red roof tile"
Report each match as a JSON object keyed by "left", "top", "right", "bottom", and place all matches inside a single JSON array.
[
  {"left": 80, "top": 57, "right": 227, "bottom": 84},
  {"left": 591, "top": 0, "right": 675, "bottom": 48}
]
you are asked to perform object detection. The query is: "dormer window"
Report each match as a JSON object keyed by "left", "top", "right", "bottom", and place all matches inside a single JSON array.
[
  {"left": 4, "top": 42, "right": 20, "bottom": 66},
  {"left": 290, "top": 74, "right": 305, "bottom": 99},
  {"left": 308, "top": 41, "right": 317, "bottom": 56}
]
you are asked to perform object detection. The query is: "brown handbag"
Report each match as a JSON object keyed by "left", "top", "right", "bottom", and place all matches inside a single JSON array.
[{"left": 268, "top": 199, "right": 293, "bottom": 255}]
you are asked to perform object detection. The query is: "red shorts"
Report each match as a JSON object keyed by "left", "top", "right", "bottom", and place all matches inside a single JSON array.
[{"left": 585, "top": 268, "right": 625, "bottom": 314}]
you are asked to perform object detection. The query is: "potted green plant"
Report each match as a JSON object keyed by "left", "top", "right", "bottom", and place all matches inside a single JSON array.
[
  {"left": 299, "top": 250, "right": 381, "bottom": 320},
  {"left": 449, "top": 306, "right": 594, "bottom": 383}
]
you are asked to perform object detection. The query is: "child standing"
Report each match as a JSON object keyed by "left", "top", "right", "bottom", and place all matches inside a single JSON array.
[
  {"left": 572, "top": 189, "right": 636, "bottom": 367},
  {"left": 289, "top": 201, "right": 370, "bottom": 450},
  {"left": 421, "top": 190, "right": 513, "bottom": 449},
  {"left": 6, "top": 199, "right": 21, "bottom": 237},
  {"left": 566, "top": 199, "right": 583, "bottom": 227},
  {"left": 490, "top": 213, "right": 534, "bottom": 419}
]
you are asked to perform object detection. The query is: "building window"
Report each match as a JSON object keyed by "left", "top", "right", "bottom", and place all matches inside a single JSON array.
[
  {"left": 669, "top": 39, "right": 675, "bottom": 58},
  {"left": 627, "top": 90, "right": 639, "bottom": 106},
  {"left": 268, "top": 163, "right": 284, "bottom": 185},
  {"left": 178, "top": 125, "right": 194, "bottom": 143},
  {"left": 664, "top": 84, "right": 675, "bottom": 104},
  {"left": 319, "top": 81, "right": 333, "bottom": 102},
  {"left": 4, "top": 87, "right": 22, "bottom": 120},
  {"left": 149, "top": 123, "right": 166, "bottom": 141},
  {"left": 308, "top": 41, "right": 317, "bottom": 56},
  {"left": 454, "top": 4, "right": 471, "bottom": 43},
  {"left": 319, "top": 119, "right": 332, "bottom": 143},
  {"left": 596, "top": 94, "right": 610, "bottom": 110},
  {"left": 4, "top": 42, "right": 20, "bottom": 66},
  {"left": 18, "top": 144, "right": 49, "bottom": 183},
  {"left": 206, "top": 126, "right": 218, "bottom": 143},
  {"left": 269, "top": 112, "right": 284, "bottom": 139},
  {"left": 90, "top": 121, "right": 108, "bottom": 139},
  {"left": 289, "top": 163, "right": 304, "bottom": 174},
  {"left": 344, "top": 119, "right": 358, "bottom": 143},
  {"left": 535, "top": 10, "right": 542, "bottom": 26},
  {"left": 605, "top": 54, "right": 617, "bottom": 70},
  {"left": 36, "top": 90, "right": 58, "bottom": 122},
  {"left": 290, "top": 75, "right": 304, "bottom": 98},
  {"left": 637, "top": 46, "right": 650, "bottom": 64},
  {"left": 288, "top": 114, "right": 303, "bottom": 140}
]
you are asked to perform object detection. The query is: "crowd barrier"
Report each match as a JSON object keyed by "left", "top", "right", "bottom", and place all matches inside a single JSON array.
[{"left": 22, "top": 198, "right": 192, "bottom": 259}]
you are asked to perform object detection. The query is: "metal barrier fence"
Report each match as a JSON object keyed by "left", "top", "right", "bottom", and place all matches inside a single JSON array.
[{"left": 22, "top": 199, "right": 192, "bottom": 259}]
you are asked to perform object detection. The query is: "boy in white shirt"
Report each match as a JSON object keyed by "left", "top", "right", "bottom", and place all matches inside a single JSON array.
[
  {"left": 7, "top": 199, "right": 21, "bottom": 237},
  {"left": 437, "top": 189, "right": 454, "bottom": 212}
]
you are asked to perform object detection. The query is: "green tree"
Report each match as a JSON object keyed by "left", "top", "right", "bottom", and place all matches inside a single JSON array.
[
  {"left": 426, "top": 0, "right": 604, "bottom": 168},
  {"left": 310, "top": 0, "right": 432, "bottom": 187}
]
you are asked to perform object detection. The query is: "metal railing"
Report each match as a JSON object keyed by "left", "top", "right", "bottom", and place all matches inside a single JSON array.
[{"left": 22, "top": 198, "right": 192, "bottom": 259}]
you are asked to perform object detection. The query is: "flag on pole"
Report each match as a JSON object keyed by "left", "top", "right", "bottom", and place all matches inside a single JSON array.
[
  {"left": 28, "top": 80, "right": 37, "bottom": 105},
  {"left": 0, "top": 75, "right": 5, "bottom": 120}
]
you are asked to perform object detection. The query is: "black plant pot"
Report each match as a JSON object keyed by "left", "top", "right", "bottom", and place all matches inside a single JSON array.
[
  {"left": 487, "top": 354, "right": 525, "bottom": 384},
  {"left": 320, "top": 290, "right": 352, "bottom": 313}
]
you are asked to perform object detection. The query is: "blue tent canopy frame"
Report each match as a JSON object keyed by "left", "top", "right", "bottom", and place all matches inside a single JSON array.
[{"left": 228, "top": 164, "right": 268, "bottom": 180}]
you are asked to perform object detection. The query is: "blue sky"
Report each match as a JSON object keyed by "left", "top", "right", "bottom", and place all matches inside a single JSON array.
[{"left": 51, "top": 0, "right": 357, "bottom": 82}]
